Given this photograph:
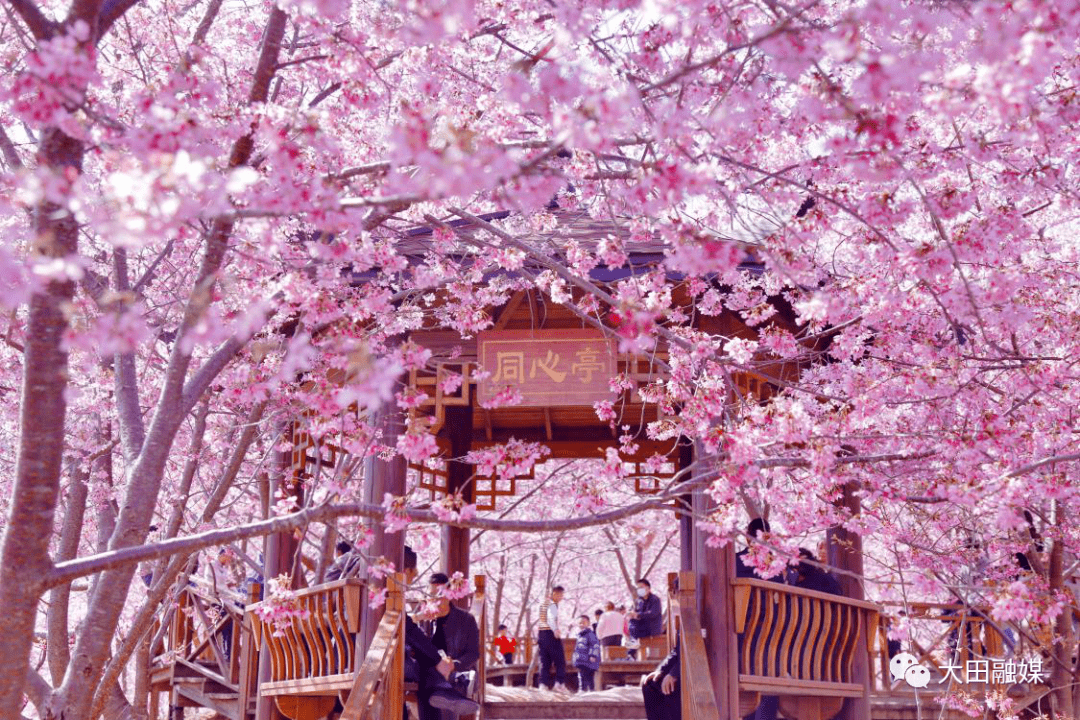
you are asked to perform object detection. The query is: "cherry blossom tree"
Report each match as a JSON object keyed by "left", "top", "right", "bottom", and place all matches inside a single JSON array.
[{"left": 3, "top": 0, "right": 1080, "bottom": 717}]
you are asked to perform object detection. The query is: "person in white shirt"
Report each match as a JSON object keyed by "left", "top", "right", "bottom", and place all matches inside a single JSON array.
[
  {"left": 596, "top": 601, "right": 625, "bottom": 648},
  {"left": 537, "top": 585, "right": 568, "bottom": 693}
]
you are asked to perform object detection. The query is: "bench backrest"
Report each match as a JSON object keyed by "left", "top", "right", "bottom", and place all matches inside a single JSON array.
[
  {"left": 602, "top": 645, "right": 629, "bottom": 661},
  {"left": 639, "top": 634, "right": 669, "bottom": 660},
  {"left": 247, "top": 579, "right": 364, "bottom": 683},
  {"left": 733, "top": 578, "right": 878, "bottom": 695}
]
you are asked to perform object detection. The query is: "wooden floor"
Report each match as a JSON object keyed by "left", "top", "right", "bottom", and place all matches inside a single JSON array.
[
  {"left": 482, "top": 685, "right": 646, "bottom": 719},
  {"left": 871, "top": 693, "right": 983, "bottom": 720},
  {"left": 479, "top": 685, "right": 1019, "bottom": 720}
]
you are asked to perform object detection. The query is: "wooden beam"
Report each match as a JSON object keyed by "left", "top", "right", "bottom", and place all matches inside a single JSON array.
[
  {"left": 494, "top": 291, "right": 526, "bottom": 330},
  {"left": 678, "top": 443, "right": 693, "bottom": 571}
]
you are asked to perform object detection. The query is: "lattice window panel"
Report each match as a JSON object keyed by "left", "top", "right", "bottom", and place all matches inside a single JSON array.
[
  {"left": 407, "top": 362, "right": 472, "bottom": 434},
  {"left": 733, "top": 371, "right": 775, "bottom": 405},
  {"left": 290, "top": 426, "right": 342, "bottom": 484},
  {"left": 629, "top": 458, "right": 677, "bottom": 495},
  {"left": 409, "top": 457, "right": 449, "bottom": 498},
  {"left": 472, "top": 463, "right": 534, "bottom": 511}
]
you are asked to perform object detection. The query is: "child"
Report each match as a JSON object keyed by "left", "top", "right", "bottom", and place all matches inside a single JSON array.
[
  {"left": 572, "top": 614, "right": 601, "bottom": 692},
  {"left": 492, "top": 624, "right": 517, "bottom": 664}
]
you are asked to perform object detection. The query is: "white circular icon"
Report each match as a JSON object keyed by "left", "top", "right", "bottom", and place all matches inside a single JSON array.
[
  {"left": 905, "top": 664, "right": 931, "bottom": 688},
  {"left": 890, "top": 652, "right": 918, "bottom": 682}
]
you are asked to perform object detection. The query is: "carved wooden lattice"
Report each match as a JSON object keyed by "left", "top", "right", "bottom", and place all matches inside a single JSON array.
[
  {"left": 290, "top": 424, "right": 342, "bottom": 484},
  {"left": 407, "top": 363, "right": 471, "bottom": 434},
  {"left": 472, "top": 463, "right": 533, "bottom": 511},
  {"left": 408, "top": 444, "right": 533, "bottom": 512},
  {"left": 628, "top": 457, "right": 677, "bottom": 494},
  {"left": 409, "top": 455, "right": 449, "bottom": 498}
]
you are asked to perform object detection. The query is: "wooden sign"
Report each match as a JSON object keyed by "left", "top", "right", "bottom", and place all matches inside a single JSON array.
[{"left": 476, "top": 329, "right": 617, "bottom": 407}]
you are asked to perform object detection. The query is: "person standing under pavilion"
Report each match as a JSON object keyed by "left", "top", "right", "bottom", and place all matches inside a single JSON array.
[{"left": 536, "top": 584, "right": 569, "bottom": 693}]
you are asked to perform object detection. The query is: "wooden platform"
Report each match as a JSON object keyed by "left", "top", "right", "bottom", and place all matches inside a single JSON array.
[{"left": 870, "top": 692, "right": 980, "bottom": 720}]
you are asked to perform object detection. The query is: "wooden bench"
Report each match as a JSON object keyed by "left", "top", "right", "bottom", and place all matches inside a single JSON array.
[
  {"left": 638, "top": 634, "right": 668, "bottom": 661},
  {"left": 602, "top": 645, "right": 628, "bottom": 662}
]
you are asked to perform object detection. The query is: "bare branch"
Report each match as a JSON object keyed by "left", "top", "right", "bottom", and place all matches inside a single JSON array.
[
  {"left": 96, "top": 0, "right": 142, "bottom": 42},
  {"left": 0, "top": 125, "right": 24, "bottom": 170},
  {"left": 47, "top": 498, "right": 678, "bottom": 588},
  {"left": 3, "top": 0, "right": 55, "bottom": 39},
  {"left": 1006, "top": 451, "right": 1080, "bottom": 479},
  {"left": 199, "top": 401, "right": 267, "bottom": 522}
]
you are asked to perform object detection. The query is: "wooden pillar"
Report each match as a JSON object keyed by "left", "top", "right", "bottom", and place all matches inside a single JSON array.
[
  {"left": 691, "top": 446, "right": 739, "bottom": 720},
  {"left": 441, "top": 405, "right": 473, "bottom": 586},
  {"left": 361, "top": 403, "right": 408, "bottom": 648},
  {"left": 678, "top": 442, "right": 694, "bottom": 571},
  {"left": 827, "top": 481, "right": 870, "bottom": 720},
  {"left": 256, "top": 426, "right": 299, "bottom": 720}
]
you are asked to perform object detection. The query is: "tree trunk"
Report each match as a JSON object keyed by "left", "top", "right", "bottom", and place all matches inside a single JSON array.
[
  {"left": 0, "top": 126, "right": 84, "bottom": 720},
  {"left": 48, "top": 463, "right": 90, "bottom": 684},
  {"left": 130, "top": 636, "right": 150, "bottom": 720},
  {"left": 1049, "top": 500, "right": 1075, "bottom": 719},
  {"left": 515, "top": 554, "right": 537, "bottom": 639},
  {"left": 51, "top": 11, "right": 288, "bottom": 717},
  {"left": 492, "top": 554, "right": 506, "bottom": 639}
]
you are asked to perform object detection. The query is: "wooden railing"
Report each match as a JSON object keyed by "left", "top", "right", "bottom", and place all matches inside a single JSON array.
[
  {"left": 733, "top": 578, "right": 878, "bottom": 698},
  {"left": 157, "top": 583, "right": 249, "bottom": 687},
  {"left": 874, "top": 602, "right": 1045, "bottom": 691},
  {"left": 148, "top": 581, "right": 260, "bottom": 720},
  {"left": 341, "top": 574, "right": 405, "bottom": 720},
  {"left": 247, "top": 578, "right": 364, "bottom": 687},
  {"left": 667, "top": 571, "right": 721, "bottom": 720}
]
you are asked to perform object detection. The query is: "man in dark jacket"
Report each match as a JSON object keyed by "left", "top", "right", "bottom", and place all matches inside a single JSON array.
[
  {"left": 641, "top": 632, "right": 680, "bottom": 720},
  {"left": 627, "top": 578, "right": 664, "bottom": 640},
  {"left": 791, "top": 548, "right": 843, "bottom": 596},
  {"left": 325, "top": 540, "right": 365, "bottom": 581},
  {"left": 402, "top": 549, "right": 478, "bottom": 720},
  {"left": 736, "top": 518, "right": 783, "bottom": 581},
  {"left": 426, "top": 572, "right": 481, "bottom": 717}
]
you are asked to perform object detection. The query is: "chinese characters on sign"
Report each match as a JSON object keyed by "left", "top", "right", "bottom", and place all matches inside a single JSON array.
[{"left": 477, "top": 330, "right": 617, "bottom": 407}]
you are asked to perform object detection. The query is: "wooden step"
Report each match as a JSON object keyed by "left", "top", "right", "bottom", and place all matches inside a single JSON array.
[
  {"left": 483, "top": 685, "right": 648, "bottom": 719},
  {"left": 483, "top": 701, "right": 647, "bottom": 719},
  {"left": 174, "top": 684, "right": 241, "bottom": 720}
]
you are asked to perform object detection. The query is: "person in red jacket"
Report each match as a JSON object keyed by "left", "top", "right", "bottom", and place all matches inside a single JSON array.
[{"left": 491, "top": 625, "right": 517, "bottom": 664}]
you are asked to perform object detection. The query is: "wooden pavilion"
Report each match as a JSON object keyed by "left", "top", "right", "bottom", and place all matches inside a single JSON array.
[{"left": 149, "top": 209, "right": 1052, "bottom": 720}]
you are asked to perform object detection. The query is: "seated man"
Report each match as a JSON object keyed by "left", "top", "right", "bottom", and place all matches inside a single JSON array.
[
  {"left": 325, "top": 540, "right": 365, "bottom": 581},
  {"left": 627, "top": 578, "right": 664, "bottom": 656},
  {"left": 791, "top": 548, "right": 843, "bottom": 595},
  {"left": 641, "top": 630, "right": 680, "bottom": 720},
  {"left": 735, "top": 518, "right": 782, "bottom": 581},
  {"left": 425, "top": 572, "right": 481, "bottom": 719},
  {"left": 735, "top": 520, "right": 784, "bottom": 720},
  {"left": 402, "top": 548, "right": 479, "bottom": 720}
]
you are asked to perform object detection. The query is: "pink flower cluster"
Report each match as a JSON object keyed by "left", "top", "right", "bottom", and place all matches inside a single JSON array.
[
  {"left": 465, "top": 438, "right": 550, "bottom": 481},
  {"left": 254, "top": 575, "right": 310, "bottom": 637}
]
